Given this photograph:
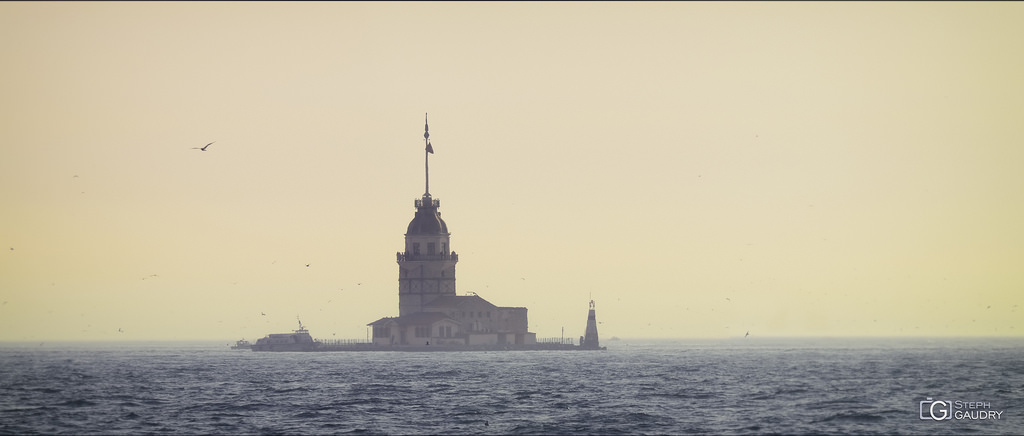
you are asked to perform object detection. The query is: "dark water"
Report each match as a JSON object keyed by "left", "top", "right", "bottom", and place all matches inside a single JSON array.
[{"left": 1, "top": 338, "right": 1021, "bottom": 435}]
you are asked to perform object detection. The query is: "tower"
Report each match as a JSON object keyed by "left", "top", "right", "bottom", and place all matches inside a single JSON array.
[
  {"left": 581, "top": 299, "right": 601, "bottom": 349},
  {"left": 396, "top": 114, "right": 458, "bottom": 316}
]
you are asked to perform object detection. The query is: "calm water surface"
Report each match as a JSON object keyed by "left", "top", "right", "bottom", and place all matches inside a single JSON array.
[{"left": 1, "top": 338, "right": 1021, "bottom": 435}]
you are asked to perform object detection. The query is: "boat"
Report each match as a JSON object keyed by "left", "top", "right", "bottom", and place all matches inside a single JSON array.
[
  {"left": 251, "top": 317, "right": 319, "bottom": 352},
  {"left": 230, "top": 339, "right": 252, "bottom": 350}
]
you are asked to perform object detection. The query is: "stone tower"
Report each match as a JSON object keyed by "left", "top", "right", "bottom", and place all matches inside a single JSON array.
[
  {"left": 396, "top": 115, "right": 458, "bottom": 316},
  {"left": 581, "top": 299, "right": 601, "bottom": 349}
]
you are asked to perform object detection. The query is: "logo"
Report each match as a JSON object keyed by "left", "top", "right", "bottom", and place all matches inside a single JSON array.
[
  {"left": 920, "top": 398, "right": 951, "bottom": 420},
  {"left": 919, "top": 397, "right": 1004, "bottom": 421}
]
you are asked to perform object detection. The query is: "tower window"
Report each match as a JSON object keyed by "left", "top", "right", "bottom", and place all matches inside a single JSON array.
[
  {"left": 413, "top": 243, "right": 420, "bottom": 255},
  {"left": 441, "top": 243, "right": 447, "bottom": 254},
  {"left": 427, "top": 242, "right": 435, "bottom": 255}
]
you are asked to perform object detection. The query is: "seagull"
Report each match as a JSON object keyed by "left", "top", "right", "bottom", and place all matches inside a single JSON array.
[
  {"left": 192, "top": 142, "right": 215, "bottom": 151},
  {"left": 745, "top": 331, "right": 749, "bottom": 338}
]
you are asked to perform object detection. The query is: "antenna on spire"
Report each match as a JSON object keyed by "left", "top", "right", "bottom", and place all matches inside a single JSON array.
[{"left": 424, "top": 113, "right": 432, "bottom": 195}]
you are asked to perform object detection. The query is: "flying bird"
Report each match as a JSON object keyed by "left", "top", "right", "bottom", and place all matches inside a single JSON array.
[
  {"left": 745, "top": 331, "right": 750, "bottom": 338},
  {"left": 192, "top": 142, "right": 215, "bottom": 151}
]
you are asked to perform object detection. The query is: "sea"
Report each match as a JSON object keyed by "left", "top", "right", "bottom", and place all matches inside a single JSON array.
[{"left": 0, "top": 337, "right": 1021, "bottom": 435}]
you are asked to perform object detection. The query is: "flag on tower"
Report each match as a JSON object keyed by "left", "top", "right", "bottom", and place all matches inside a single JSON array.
[{"left": 424, "top": 113, "right": 434, "bottom": 154}]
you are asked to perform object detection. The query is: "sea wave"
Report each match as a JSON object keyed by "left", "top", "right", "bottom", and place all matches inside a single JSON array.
[{"left": 1, "top": 338, "right": 1022, "bottom": 435}]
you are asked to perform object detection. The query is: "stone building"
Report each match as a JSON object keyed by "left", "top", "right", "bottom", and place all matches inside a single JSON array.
[{"left": 368, "top": 116, "right": 537, "bottom": 347}]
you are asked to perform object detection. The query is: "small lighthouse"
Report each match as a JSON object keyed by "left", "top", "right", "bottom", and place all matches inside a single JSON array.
[{"left": 580, "top": 299, "right": 602, "bottom": 350}]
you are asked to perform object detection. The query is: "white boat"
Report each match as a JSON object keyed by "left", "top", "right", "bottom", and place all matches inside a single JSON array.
[{"left": 251, "top": 318, "right": 319, "bottom": 352}]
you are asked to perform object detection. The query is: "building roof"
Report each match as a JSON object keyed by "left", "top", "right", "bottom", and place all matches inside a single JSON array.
[
  {"left": 424, "top": 295, "right": 499, "bottom": 310},
  {"left": 367, "top": 316, "right": 395, "bottom": 326},
  {"left": 367, "top": 312, "right": 457, "bottom": 327}
]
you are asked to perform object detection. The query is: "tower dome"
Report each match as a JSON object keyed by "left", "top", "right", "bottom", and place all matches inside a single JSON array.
[{"left": 406, "top": 194, "right": 449, "bottom": 235}]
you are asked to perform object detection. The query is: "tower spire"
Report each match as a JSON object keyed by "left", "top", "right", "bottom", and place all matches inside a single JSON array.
[{"left": 424, "top": 113, "right": 433, "bottom": 196}]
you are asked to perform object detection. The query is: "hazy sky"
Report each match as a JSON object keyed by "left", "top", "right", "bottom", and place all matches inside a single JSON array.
[{"left": 2, "top": 2, "right": 1022, "bottom": 341}]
